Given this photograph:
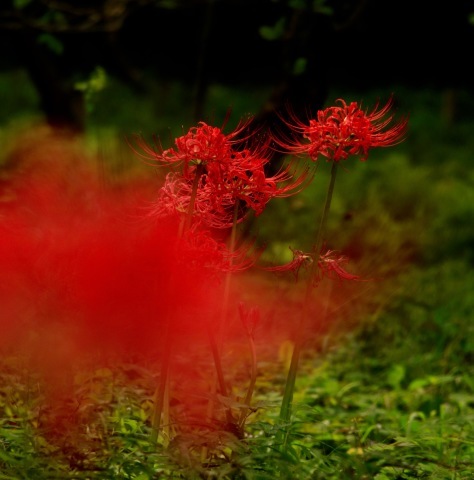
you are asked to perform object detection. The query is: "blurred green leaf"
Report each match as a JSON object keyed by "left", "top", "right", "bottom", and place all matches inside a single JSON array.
[
  {"left": 259, "top": 17, "right": 286, "bottom": 41},
  {"left": 292, "top": 57, "right": 307, "bottom": 75},
  {"left": 288, "top": 0, "right": 307, "bottom": 9},
  {"left": 387, "top": 364, "right": 405, "bottom": 390},
  {"left": 75, "top": 66, "right": 107, "bottom": 94},
  {"left": 37, "top": 33, "right": 63, "bottom": 55},
  {"left": 13, "top": 0, "right": 32, "bottom": 8},
  {"left": 312, "top": 0, "right": 333, "bottom": 15}
]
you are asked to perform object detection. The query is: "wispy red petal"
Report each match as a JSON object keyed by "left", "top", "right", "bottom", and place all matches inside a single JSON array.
[
  {"left": 263, "top": 247, "right": 368, "bottom": 285},
  {"left": 262, "top": 247, "right": 313, "bottom": 281},
  {"left": 316, "top": 249, "right": 367, "bottom": 283}
]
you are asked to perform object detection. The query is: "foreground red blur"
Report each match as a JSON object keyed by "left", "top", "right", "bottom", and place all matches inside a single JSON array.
[{"left": 0, "top": 128, "right": 226, "bottom": 405}]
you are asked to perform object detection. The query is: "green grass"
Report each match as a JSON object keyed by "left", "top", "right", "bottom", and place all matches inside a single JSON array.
[{"left": 0, "top": 71, "right": 473, "bottom": 478}]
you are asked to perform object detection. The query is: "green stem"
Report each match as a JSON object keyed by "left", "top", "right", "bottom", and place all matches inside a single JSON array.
[
  {"left": 150, "top": 323, "right": 171, "bottom": 445},
  {"left": 179, "top": 162, "right": 204, "bottom": 238},
  {"left": 238, "top": 327, "right": 257, "bottom": 428},
  {"left": 278, "top": 161, "right": 339, "bottom": 447},
  {"left": 208, "top": 325, "right": 235, "bottom": 426},
  {"left": 309, "top": 161, "right": 339, "bottom": 286}
]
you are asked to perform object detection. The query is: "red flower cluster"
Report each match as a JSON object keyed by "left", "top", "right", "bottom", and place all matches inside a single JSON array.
[
  {"left": 178, "top": 227, "right": 263, "bottom": 277},
  {"left": 132, "top": 120, "right": 310, "bottom": 229},
  {"left": 277, "top": 97, "right": 408, "bottom": 162}
]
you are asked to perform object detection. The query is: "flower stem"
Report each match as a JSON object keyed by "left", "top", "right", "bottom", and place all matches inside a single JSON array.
[
  {"left": 238, "top": 322, "right": 257, "bottom": 428},
  {"left": 278, "top": 161, "right": 339, "bottom": 448},
  {"left": 207, "top": 201, "right": 240, "bottom": 427},
  {"left": 218, "top": 200, "right": 240, "bottom": 343},
  {"left": 179, "top": 162, "right": 204, "bottom": 238},
  {"left": 311, "top": 162, "right": 339, "bottom": 280},
  {"left": 151, "top": 162, "right": 205, "bottom": 446},
  {"left": 150, "top": 336, "right": 171, "bottom": 445}
]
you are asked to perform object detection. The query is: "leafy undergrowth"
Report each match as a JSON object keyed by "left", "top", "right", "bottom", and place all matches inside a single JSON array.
[
  {"left": 0, "top": 260, "right": 472, "bottom": 479},
  {"left": 1, "top": 305, "right": 472, "bottom": 479}
]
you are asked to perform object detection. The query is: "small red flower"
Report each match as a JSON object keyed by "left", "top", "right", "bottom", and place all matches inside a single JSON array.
[
  {"left": 262, "top": 247, "right": 313, "bottom": 281},
  {"left": 276, "top": 97, "right": 408, "bottom": 162},
  {"left": 317, "top": 249, "right": 364, "bottom": 283},
  {"left": 263, "top": 247, "right": 366, "bottom": 284}
]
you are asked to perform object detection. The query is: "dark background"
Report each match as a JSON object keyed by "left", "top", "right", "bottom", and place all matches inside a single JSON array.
[{"left": 1, "top": 0, "right": 473, "bottom": 132}]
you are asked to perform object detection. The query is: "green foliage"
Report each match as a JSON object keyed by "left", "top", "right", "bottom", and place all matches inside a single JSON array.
[
  {"left": 37, "top": 33, "right": 64, "bottom": 55},
  {"left": 0, "top": 70, "right": 40, "bottom": 126},
  {"left": 13, "top": 0, "right": 32, "bottom": 9},
  {"left": 74, "top": 66, "right": 108, "bottom": 114},
  {"left": 259, "top": 17, "right": 286, "bottom": 41},
  {"left": 259, "top": 0, "right": 332, "bottom": 42}
]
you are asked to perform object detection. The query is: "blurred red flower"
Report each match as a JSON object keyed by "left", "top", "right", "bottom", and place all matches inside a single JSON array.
[{"left": 263, "top": 247, "right": 365, "bottom": 284}]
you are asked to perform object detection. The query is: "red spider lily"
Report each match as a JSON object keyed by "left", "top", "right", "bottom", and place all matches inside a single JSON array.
[
  {"left": 152, "top": 165, "right": 310, "bottom": 229},
  {"left": 263, "top": 247, "right": 314, "bottom": 281},
  {"left": 316, "top": 249, "right": 365, "bottom": 283},
  {"left": 263, "top": 247, "right": 365, "bottom": 284},
  {"left": 210, "top": 155, "right": 312, "bottom": 217},
  {"left": 149, "top": 172, "right": 246, "bottom": 229},
  {"left": 128, "top": 119, "right": 255, "bottom": 177},
  {"left": 148, "top": 172, "right": 191, "bottom": 219},
  {"left": 178, "top": 226, "right": 263, "bottom": 277},
  {"left": 276, "top": 97, "right": 408, "bottom": 162},
  {"left": 205, "top": 155, "right": 311, "bottom": 222},
  {"left": 148, "top": 140, "right": 311, "bottom": 229}
]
